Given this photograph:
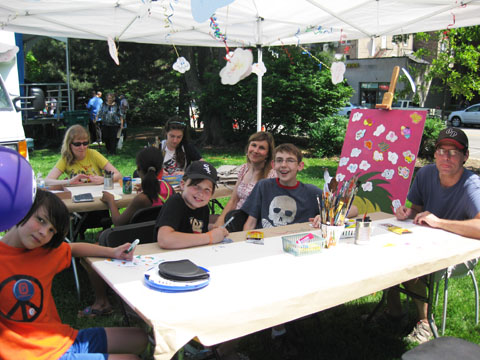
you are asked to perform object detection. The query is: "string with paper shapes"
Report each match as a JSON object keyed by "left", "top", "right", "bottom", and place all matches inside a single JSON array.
[{"left": 443, "top": 1, "right": 467, "bottom": 40}]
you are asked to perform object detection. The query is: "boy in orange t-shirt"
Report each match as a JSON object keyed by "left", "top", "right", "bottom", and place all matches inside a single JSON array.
[{"left": 0, "top": 189, "right": 147, "bottom": 359}]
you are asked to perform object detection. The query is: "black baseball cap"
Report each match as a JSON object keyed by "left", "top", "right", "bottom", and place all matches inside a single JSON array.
[
  {"left": 436, "top": 127, "right": 468, "bottom": 150},
  {"left": 184, "top": 161, "right": 218, "bottom": 186}
]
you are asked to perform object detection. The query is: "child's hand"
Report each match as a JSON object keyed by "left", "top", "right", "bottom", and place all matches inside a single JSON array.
[
  {"left": 100, "top": 191, "right": 115, "bottom": 204},
  {"left": 112, "top": 243, "right": 134, "bottom": 261},
  {"left": 310, "top": 215, "right": 321, "bottom": 228},
  {"left": 210, "top": 227, "right": 229, "bottom": 244},
  {"left": 69, "top": 174, "right": 89, "bottom": 185},
  {"left": 89, "top": 175, "right": 104, "bottom": 184}
]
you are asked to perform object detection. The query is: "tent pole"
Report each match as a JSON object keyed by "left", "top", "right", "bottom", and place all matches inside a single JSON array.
[
  {"left": 65, "top": 38, "right": 72, "bottom": 111},
  {"left": 256, "top": 45, "right": 262, "bottom": 132}
]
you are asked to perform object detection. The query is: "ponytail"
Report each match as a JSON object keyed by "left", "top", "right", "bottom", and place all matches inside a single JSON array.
[{"left": 141, "top": 166, "right": 160, "bottom": 203}]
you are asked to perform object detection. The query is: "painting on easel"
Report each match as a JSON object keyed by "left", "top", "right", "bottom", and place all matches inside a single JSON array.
[{"left": 336, "top": 108, "right": 426, "bottom": 214}]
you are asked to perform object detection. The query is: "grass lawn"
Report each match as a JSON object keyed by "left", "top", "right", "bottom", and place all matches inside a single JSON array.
[{"left": 28, "top": 127, "right": 480, "bottom": 360}]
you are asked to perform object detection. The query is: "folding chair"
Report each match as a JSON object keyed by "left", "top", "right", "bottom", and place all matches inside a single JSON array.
[
  {"left": 99, "top": 220, "right": 157, "bottom": 247},
  {"left": 129, "top": 205, "right": 163, "bottom": 224},
  {"left": 434, "top": 259, "right": 479, "bottom": 335}
]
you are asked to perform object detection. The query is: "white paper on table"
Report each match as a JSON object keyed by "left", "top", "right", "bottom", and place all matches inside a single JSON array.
[
  {"left": 66, "top": 183, "right": 124, "bottom": 198},
  {"left": 104, "top": 254, "right": 164, "bottom": 268}
]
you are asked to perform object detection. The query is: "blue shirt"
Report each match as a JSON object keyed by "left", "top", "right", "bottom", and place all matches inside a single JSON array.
[{"left": 408, "top": 164, "right": 480, "bottom": 220}]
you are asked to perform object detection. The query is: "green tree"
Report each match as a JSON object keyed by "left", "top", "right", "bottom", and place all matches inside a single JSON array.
[
  {"left": 184, "top": 45, "right": 353, "bottom": 145},
  {"left": 25, "top": 37, "right": 181, "bottom": 125},
  {"left": 402, "top": 27, "right": 480, "bottom": 113}
]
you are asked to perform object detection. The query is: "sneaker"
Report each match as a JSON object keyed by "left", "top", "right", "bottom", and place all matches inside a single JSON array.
[{"left": 404, "top": 320, "right": 435, "bottom": 344}]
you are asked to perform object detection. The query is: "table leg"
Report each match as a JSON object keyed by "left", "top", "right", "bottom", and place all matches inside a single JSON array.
[
  {"left": 67, "top": 215, "right": 81, "bottom": 301},
  {"left": 426, "top": 274, "right": 439, "bottom": 338}
]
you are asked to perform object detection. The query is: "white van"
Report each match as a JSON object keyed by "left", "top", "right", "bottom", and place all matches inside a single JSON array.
[{"left": 0, "top": 30, "right": 44, "bottom": 159}]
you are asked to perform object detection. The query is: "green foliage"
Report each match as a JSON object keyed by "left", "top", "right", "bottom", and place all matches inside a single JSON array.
[
  {"left": 26, "top": 38, "right": 181, "bottom": 126},
  {"left": 195, "top": 46, "right": 353, "bottom": 142},
  {"left": 415, "top": 27, "right": 480, "bottom": 102},
  {"left": 418, "top": 116, "right": 445, "bottom": 160},
  {"left": 307, "top": 115, "right": 349, "bottom": 157}
]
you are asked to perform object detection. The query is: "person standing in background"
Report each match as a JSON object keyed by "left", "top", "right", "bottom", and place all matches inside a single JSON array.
[
  {"left": 119, "top": 94, "right": 129, "bottom": 141},
  {"left": 96, "top": 92, "right": 123, "bottom": 155},
  {"left": 87, "top": 91, "right": 103, "bottom": 144}
]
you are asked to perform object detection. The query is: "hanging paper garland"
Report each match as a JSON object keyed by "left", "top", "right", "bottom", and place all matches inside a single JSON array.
[
  {"left": 219, "top": 48, "right": 253, "bottom": 85},
  {"left": 298, "top": 45, "right": 328, "bottom": 71},
  {"left": 210, "top": 16, "right": 231, "bottom": 61}
]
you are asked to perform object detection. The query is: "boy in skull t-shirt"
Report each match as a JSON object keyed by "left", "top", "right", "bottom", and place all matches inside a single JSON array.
[
  {"left": 242, "top": 143, "right": 357, "bottom": 230},
  {"left": 242, "top": 143, "right": 322, "bottom": 230}
]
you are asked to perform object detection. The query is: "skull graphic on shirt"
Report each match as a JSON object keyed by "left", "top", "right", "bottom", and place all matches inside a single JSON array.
[{"left": 263, "top": 195, "right": 297, "bottom": 227}]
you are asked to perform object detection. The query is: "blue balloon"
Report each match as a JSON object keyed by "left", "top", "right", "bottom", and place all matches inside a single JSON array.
[
  {"left": 191, "top": 0, "right": 236, "bottom": 23},
  {"left": 0, "top": 147, "right": 36, "bottom": 232}
]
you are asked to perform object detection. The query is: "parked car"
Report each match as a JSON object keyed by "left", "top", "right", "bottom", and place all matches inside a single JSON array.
[
  {"left": 337, "top": 102, "right": 364, "bottom": 117},
  {"left": 392, "top": 99, "right": 442, "bottom": 118},
  {"left": 448, "top": 104, "right": 480, "bottom": 127}
]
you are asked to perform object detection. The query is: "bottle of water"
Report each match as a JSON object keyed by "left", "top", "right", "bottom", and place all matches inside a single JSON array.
[{"left": 36, "top": 172, "right": 45, "bottom": 189}]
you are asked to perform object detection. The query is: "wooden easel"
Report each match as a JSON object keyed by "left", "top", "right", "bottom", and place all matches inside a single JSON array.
[{"left": 375, "top": 66, "right": 399, "bottom": 110}]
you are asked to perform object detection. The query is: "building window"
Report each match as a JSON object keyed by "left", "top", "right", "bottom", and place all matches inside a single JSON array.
[{"left": 360, "top": 82, "right": 390, "bottom": 108}]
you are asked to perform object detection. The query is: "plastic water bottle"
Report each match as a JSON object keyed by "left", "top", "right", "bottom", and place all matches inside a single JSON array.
[{"left": 36, "top": 172, "right": 45, "bottom": 189}]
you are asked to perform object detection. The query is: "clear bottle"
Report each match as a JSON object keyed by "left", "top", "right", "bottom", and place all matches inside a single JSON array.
[{"left": 36, "top": 172, "right": 45, "bottom": 189}]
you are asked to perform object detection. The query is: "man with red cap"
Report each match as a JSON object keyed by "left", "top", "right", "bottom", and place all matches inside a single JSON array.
[{"left": 378, "top": 127, "right": 480, "bottom": 344}]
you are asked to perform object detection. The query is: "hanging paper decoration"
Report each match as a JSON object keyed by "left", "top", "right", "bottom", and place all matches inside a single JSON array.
[
  {"left": 191, "top": 0, "right": 236, "bottom": 23},
  {"left": 299, "top": 45, "right": 328, "bottom": 71},
  {"left": 219, "top": 48, "right": 253, "bottom": 85},
  {"left": 209, "top": 16, "right": 227, "bottom": 42},
  {"left": 331, "top": 62, "right": 346, "bottom": 84},
  {"left": 401, "top": 67, "right": 416, "bottom": 93},
  {"left": 279, "top": 40, "right": 294, "bottom": 65},
  {"left": 107, "top": 37, "right": 119, "bottom": 65},
  {"left": 173, "top": 56, "right": 191, "bottom": 73},
  {"left": 251, "top": 61, "right": 267, "bottom": 77},
  {"left": 0, "top": 43, "right": 18, "bottom": 62}
]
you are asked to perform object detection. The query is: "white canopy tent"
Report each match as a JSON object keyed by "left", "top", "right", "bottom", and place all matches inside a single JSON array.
[{"left": 1, "top": 0, "right": 479, "bottom": 128}]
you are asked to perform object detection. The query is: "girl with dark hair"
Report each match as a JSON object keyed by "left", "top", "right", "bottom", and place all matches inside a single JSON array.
[
  {"left": 79, "top": 147, "right": 174, "bottom": 317},
  {"left": 161, "top": 116, "right": 203, "bottom": 175},
  {"left": 100, "top": 147, "right": 174, "bottom": 226}
]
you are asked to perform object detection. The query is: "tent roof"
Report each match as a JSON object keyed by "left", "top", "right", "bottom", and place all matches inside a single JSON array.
[{"left": 0, "top": 0, "right": 479, "bottom": 47}]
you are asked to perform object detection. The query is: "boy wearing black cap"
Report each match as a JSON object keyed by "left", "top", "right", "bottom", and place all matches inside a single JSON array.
[
  {"left": 386, "top": 127, "right": 480, "bottom": 344},
  {"left": 156, "top": 160, "right": 228, "bottom": 249}
]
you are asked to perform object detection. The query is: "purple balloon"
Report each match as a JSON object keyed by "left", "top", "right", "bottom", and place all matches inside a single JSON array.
[{"left": 0, "top": 147, "right": 36, "bottom": 232}]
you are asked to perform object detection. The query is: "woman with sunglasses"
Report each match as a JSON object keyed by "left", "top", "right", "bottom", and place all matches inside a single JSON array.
[
  {"left": 46, "top": 124, "right": 121, "bottom": 186},
  {"left": 161, "top": 116, "right": 203, "bottom": 175}
]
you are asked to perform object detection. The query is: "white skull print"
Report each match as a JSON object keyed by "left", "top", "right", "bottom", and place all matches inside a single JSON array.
[{"left": 264, "top": 195, "right": 297, "bottom": 227}]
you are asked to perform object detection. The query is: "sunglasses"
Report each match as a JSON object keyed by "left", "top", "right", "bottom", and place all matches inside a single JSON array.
[
  {"left": 71, "top": 141, "right": 89, "bottom": 147},
  {"left": 169, "top": 121, "right": 186, "bottom": 127}
]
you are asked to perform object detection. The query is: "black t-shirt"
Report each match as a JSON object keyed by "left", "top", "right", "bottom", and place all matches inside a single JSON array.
[{"left": 154, "top": 193, "right": 209, "bottom": 237}]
